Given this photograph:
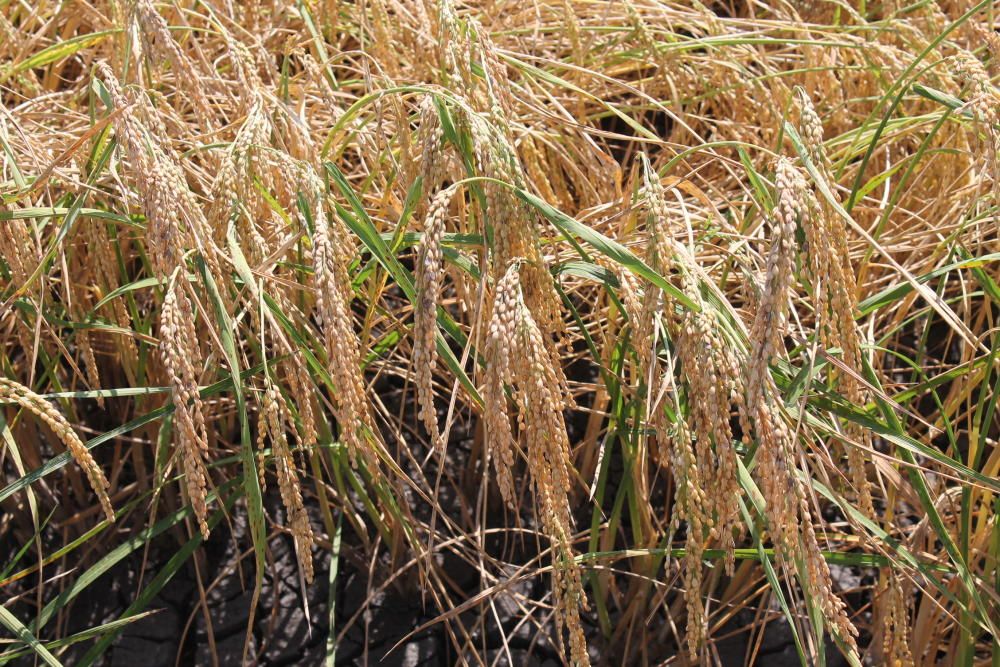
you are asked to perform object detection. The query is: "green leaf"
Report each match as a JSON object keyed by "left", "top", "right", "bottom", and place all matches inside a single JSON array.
[
  {"left": 0, "top": 612, "right": 158, "bottom": 663},
  {"left": 77, "top": 483, "right": 241, "bottom": 665},
  {"left": 324, "top": 163, "right": 482, "bottom": 405},
  {"left": 0, "top": 605, "right": 62, "bottom": 667},
  {"left": 13, "top": 31, "right": 120, "bottom": 73},
  {"left": 858, "top": 253, "right": 1000, "bottom": 314},
  {"left": 194, "top": 254, "right": 266, "bottom": 663},
  {"left": 514, "top": 188, "right": 699, "bottom": 312}
]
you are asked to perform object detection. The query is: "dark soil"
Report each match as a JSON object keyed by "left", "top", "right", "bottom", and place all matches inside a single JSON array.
[
  {"left": 3, "top": 482, "right": 850, "bottom": 667},
  {"left": 2, "top": 363, "right": 861, "bottom": 666}
]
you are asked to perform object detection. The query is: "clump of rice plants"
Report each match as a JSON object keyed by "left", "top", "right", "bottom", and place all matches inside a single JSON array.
[{"left": 1, "top": 1, "right": 999, "bottom": 665}]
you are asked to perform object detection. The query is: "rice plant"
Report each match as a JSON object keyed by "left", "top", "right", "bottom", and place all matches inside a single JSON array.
[{"left": 1, "top": 0, "right": 999, "bottom": 665}]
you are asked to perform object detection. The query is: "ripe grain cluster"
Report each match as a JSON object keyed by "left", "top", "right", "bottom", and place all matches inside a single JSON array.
[{"left": 1, "top": 0, "right": 999, "bottom": 665}]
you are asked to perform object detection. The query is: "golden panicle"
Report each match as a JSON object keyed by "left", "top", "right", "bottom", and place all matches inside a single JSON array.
[
  {"left": 752, "top": 394, "right": 861, "bottom": 656},
  {"left": 625, "top": 1, "right": 669, "bottom": 73},
  {"left": 641, "top": 159, "right": 746, "bottom": 657},
  {"left": 414, "top": 187, "right": 452, "bottom": 449},
  {"left": 254, "top": 390, "right": 269, "bottom": 495},
  {"left": 259, "top": 382, "right": 315, "bottom": 583},
  {"left": 953, "top": 51, "right": 1000, "bottom": 212},
  {"left": 635, "top": 160, "right": 675, "bottom": 384},
  {"left": 474, "top": 26, "right": 516, "bottom": 122},
  {"left": 467, "top": 114, "right": 564, "bottom": 334},
  {"left": 225, "top": 32, "right": 272, "bottom": 102},
  {"left": 95, "top": 62, "right": 142, "bottom": 159},
  {"left": 670, "top": 260, "right": 745, "bottom": 563},
  {"left": 416, "top": 96, "right": 446, "bottom": 192},
  {"left": 483, "top": 262, "right": 589, "bottom": 667},
  {"left": 741, "top": 159, "right": 860, "bottom": 659},
  {"left": 77, "top": 329, "right": 103, "bottom": 409},
  {"left": 562, "top": 0, "right": 585, "bottom": 72},
  {"left": 650, "top": 402, "right": 710, "bottom": 658},
  {"left": 131, "top": 0, "right": 214, "bottom": 128},
  {"left": 612, "top": 262, "right": 644, "bottom": 331},
  {"left": 645, "top": 168, "right": 747, "bottom": 551},
  {"left": 0, "top": 378, "right": 114, "bottom": 523},
  {"left": 976, "top": 23, "right": 1000, "bottom": 67},
  {"left": 143, "top": 160, "right": 196, "bottom": 275},
  {"left": 272, "top": 102, "right": 318, "bottom": 165},
  {"left": 795, "top": 89, "right": 826, "bottom": 169},
  {"left": 405, "top": 0, "right": 436, "bottom": 66},
  {"left": 0, "top": 215, "right": 41, "bottom": 357},
  {"left": 746, "top": 158, "right": 800, "bottom": 415},
  {"left": 882, "top": 577, "right": 915, "bottom": 667},
  {"left": 794, "top": 92, "right": 859, "bottom": 360},
  {"left": 309, "top": 177, "right": 375, "bottom": 468},
  {"left": 0, "top": 12, "right": 21, "bottom": 54},
  {"left": 483, "top": 269, "right": 518, "bottom": 506},
  {"left": 521, "top": 134, "right": 563, "bottom": 210},
  {"left": 97, "top": 62, "right": 219, "bottom": 281},
  {"left": 791, "top": 99, "right": 876, "bottom": 518},
  {"left": 82, "top": 221, "right": 139, "bottom": 374},
  {"left": 436, "top": 0, "right": 475, "bottom": 92},
  {"left": 64, "top": 269, "right": 103, "bottom": 407},
  {"left": 211, "top": 91, "right": 273, "bottom": 250},
  {"left": 435, "top": 4, "right": 564, "bottom": 339},
  {"left": 0, "top": 217, "right": 36, "bottom": 287},
  {"left": 161, "top": 278, "right": 211, "bottom": 537},
  {"left": 801, "top": 500, "right": 860, "bottom": 654},
  {"left": 284, "top": 358, "right": 318, "bottom": 452}
]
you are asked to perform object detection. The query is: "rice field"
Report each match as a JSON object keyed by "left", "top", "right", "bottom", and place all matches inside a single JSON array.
[{"left": 1, "top": 0, "right": 999, "bottom": 665}]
